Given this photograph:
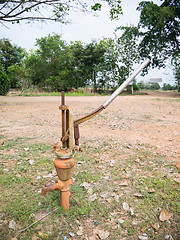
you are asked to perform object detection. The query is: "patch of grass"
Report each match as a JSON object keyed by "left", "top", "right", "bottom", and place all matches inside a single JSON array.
[
  {"left": 170, "top": 98, "right": 180, "bottom": 102},
  {"left": 142, "top": 114, "right": 152, "bottom": 119},
  {"left": 1, "top": 137, "right": 179, "bottom": 240},
  {"left": 17, "top": 90, "right": 98, "bottom": 97}
]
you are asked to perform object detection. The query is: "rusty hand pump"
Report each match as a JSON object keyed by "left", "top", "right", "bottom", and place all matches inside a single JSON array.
[{"left": 42, "top": 59, "right": 150, "bottom": 211}]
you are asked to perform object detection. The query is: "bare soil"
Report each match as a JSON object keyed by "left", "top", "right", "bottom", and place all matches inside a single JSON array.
[
  {"left": 0, "top": 92, "right": 179, "bottom": 162},
  {"left": 0, "top": 91, "right": 180, "bottom": 240}
]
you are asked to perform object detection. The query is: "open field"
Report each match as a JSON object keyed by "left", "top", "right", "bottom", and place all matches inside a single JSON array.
[{"left": 0, "top": 92, "right": 180, "bottom": 240}]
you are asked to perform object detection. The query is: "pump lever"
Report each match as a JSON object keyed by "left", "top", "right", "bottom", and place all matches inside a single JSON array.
[{"left": 73, "top": 59, "right": 151, "bottom": 147}]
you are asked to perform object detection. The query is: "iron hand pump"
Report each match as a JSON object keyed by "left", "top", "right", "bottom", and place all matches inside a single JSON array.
[{"left": 42, "top": 59, "right": 150, "bottom": 211}]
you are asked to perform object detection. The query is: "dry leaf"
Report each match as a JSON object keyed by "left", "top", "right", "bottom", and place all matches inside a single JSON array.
[
  {"left": 159, "top": 209, "right": 171, "bottom": 221},
  {"left": 133, "top": 193, "right": 144, "bottom": 198},
  {"left": 119, "top": 181, "right": 128, "bottom": 186},
  {"left": 152, "top": 223, "right": 160, "bottom": 231},
  {"left": 89, "top": 194, "right": 97, "bottom": 202},
  {"left": 148, "top": 188, "right": 155, "bottom": 193},
  {"left": 97, "top": 229, "right": 110, "bottom": 239},
  {"left": 38, "top": 232, "right": 49, "bottom": 239},
  {"left": 122, "top": 202, "right": 129, "bottom": 211}
]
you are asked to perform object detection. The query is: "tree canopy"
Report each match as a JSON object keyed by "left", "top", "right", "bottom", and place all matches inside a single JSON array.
[
  {"left": 137, "top": 0, "right": 180, "bottom": 68},
  {"left": 0, "top": 0, "right": 122, "bottom": 23},
  {"left": 0, "top": 38, "right": 25, "bottom": 71}
]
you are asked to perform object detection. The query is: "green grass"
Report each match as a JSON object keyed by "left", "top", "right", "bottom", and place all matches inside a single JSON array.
[
  {"left": 0, "top": 137, "right": 179, "bottom": 240},
  {"left": 17, "top": 90, "right": 98, "bottom": 97}
]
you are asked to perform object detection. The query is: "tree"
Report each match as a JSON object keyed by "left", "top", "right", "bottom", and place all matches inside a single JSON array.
[
  {"left": 96, "top": 38, "right": 119, "bottom": 91},
  {"left": 0, "top": 72, "right": 10, "bottom": 95},
  {"left": 115, "top": 25, "right": 141, "bottom": 93},
  {"left": 0, "top": 0, "right": 122, "bottom": 23},
  {"left": 0, "top": 38, "right": 25, "bottom": 71},
  {"left": 82, "top": 41, "right": 107, "bottom": 92},
  {"left": 25, "top": 34, "right": 70, "bottom": 90},
  {"left": 69, "top": 41, "right": 89, "bottom": 88},
  {"left": 162, "top": 83, "right": 177, "bottom": 90},
  {"left": 172, "top": 55, "right": 180, "bottom": 91},
  {"left": 7, "top": 65, "right": 25, "bottom": 88},
  {"left": 24, "top": 34, "right": 83, "bottom": 91},
  {"left": 70, "top": 38, "right": 119, "bottom": 92},
  {"left": 137, "top": 0, "right": 180, "bottom": 68}
]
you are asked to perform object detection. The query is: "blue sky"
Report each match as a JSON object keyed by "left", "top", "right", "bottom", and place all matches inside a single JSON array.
[{"left": 0, "top": 0, "right": 176, "bottom": 85}]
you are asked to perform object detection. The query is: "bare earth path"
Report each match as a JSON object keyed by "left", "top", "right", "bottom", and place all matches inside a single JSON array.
[{"left": 0, "top": 92, "right": 179, "bottom": 162}]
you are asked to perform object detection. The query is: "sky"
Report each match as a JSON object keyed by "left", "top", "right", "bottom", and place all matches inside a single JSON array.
[{"left": 0, "top": 0, "right": 176, "bottom": 85}]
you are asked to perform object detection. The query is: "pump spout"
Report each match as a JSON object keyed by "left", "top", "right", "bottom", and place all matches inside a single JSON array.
[{"left": 42, "top": 180, "right": 64, "bottom": 196}]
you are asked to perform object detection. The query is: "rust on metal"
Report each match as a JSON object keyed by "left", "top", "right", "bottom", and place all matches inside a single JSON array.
[
  {"left": 41, "top": 180, "right": 64, "bottom": 196},
  {"left": 74, "top": 124, "right": 80, "bottom": 146},
  {"left": 74, "top": 105, "right": 105, "bottom": 126},
  {"left": 59, "top": 105, "right": 68, "bottom": 111},
  {"left": 42, "top": 142, "right": 75, "bottom": 211},
  {"left": 42, "top": 178, "right": 73, "bottom": 211},
  {"left": 73, "top": 105, "right": 105, "bottom": 146},
  {"left": 54, "top": 157, "right": 75, "bottom": 169},
  {"left": 60, "top": 91, "right": 66, "bottom": 148}
]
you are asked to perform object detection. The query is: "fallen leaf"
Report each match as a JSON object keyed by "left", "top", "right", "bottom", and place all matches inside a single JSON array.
[
  {"left": 122, "top": 202, "right": 129, "bottom": 211},
  {"left": 130, "top": 207, "right": 134, "bottom": 216},
  {"left": 159, "top": 209, "right": 171, "bottom": 221},
  {"left": 38, "top": 232, "right": 49, "bottom": 239},
  {"left": 97, "top": 229, "right": 110, "bottom": 239},
  {"left": 119, "top": 181, "right": 128, "bottom": 186},
  {"left": 174, "top": 178, "right": 180, "bottom": 183},
  {"left": 152, "top": 223, "right": 160, "bottom": 231},
  {"left": 89, "top": 236, "right": 99, "bottom": 240},
  {"left": 9, "top": 220, "right": 17, "bottom": 231},
  {"left": 148, "top": 188, "right": 155, "bottom": 193},
  {"left": 29, "top": 160, "right": 34, "bottom": 165},
  {"left": 69, "top": 232, "right": 75, "bottom": 237},
  {"left": 89, "top": 194, "right": 97, "bottom": 201},
  {"left": 117, "top": 219, "right": 125, "bottom": 224},
  {"left": 133, "top": 193, "right": 144, "bottom": 198},
  {"left": 24, "top": 147, "right": 29, "bottom": 152},
  {"left": 138, "top": 236, "right": 148, "bottom": 240},
  {"left": 80, "top": 181, "right": 90, "bottom": 189},
  {"left": 114, "top": 195, "right": 119, "bottom": 201},
  {"left": 135, "top": 158, "right": 140, "bottom": 163},
  {"left": 88, "top": 188, "right": 93, "bottom": 194},
  {"left": 77, "top": 226, "right": 83, "bottom": 236}
]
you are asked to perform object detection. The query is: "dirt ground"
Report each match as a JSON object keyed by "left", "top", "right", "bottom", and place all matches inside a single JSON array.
[
  {"left": 0, "top": 91, "right": 180, "bottom": 239},
  {"left": 0, "top": 91, "right": 179, "bottom": 162}
]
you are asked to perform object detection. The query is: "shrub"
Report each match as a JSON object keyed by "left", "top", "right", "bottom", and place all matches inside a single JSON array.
[
  {"left": 0, "top": 72, "right": 10, "bottom": 95},
  {"left": 133, "top": 83, "right": 140, "bottom": 91}
]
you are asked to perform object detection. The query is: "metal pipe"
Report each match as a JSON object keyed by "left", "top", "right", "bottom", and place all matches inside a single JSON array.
[
  {"left": 102, "top": 59, "right": 151, "bottom": 108},
  {"left": 41, "top": 180, "right": 64, "bottom": 196},
  {"left": 61, "top": 91, "right": 66, "bottom": 148}
]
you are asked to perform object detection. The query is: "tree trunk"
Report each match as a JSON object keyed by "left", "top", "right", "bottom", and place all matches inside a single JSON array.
[{"left": 93, "top": 71, "right": 97, "bottom": 93}]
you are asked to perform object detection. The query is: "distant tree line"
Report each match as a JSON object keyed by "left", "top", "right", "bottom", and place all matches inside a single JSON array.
[
  {"left": 136, "top": 81, "right": 177, "bottom": 91},
  {"left": 0, "top": 33, "right": 178, "bottom": 95},
  {"left": 0, "top": 0, "right": 179, "bottom": 95},
  {"left": 0, "top": 32, "right": 142, "bottom": 94}
]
